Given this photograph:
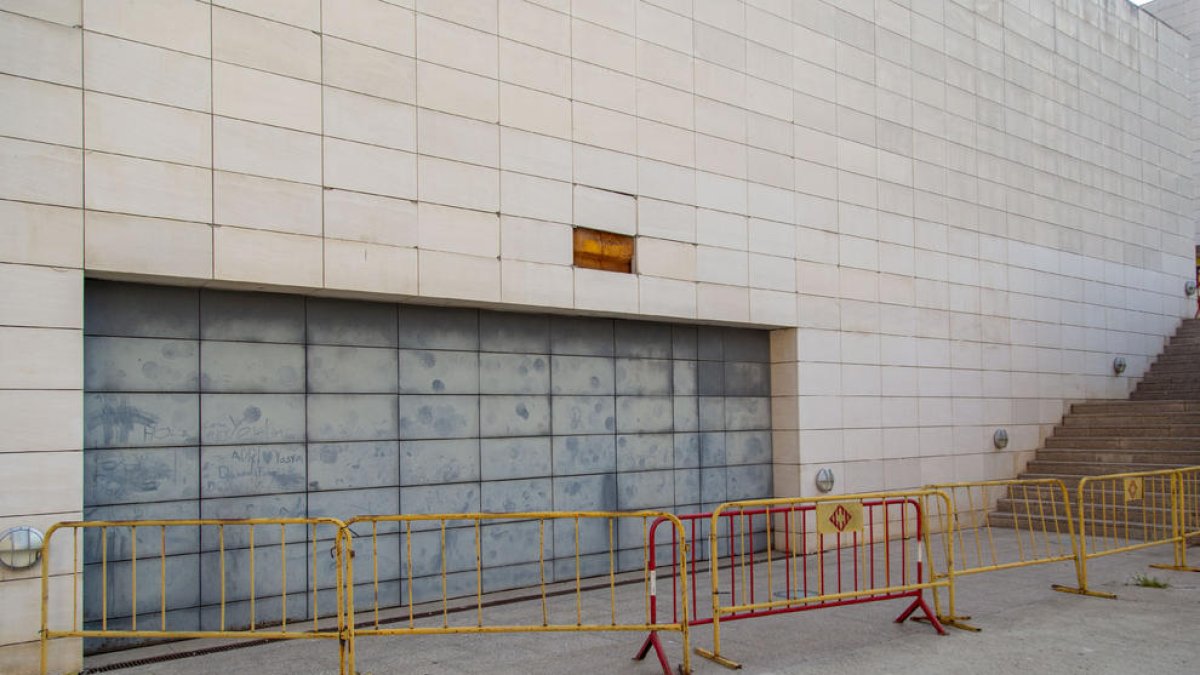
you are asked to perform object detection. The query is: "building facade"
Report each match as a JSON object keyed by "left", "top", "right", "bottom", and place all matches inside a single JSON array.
[{"left": 0, "top": 0, "right": 1195, "bottom": 671}]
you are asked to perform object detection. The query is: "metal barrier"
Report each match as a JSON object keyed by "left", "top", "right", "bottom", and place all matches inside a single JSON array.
[
  {"left": 39, "top": 518, "right": 351, "bottom": 675},
  {"left": 695, "top": 491, "right": 954, "bottom": 670},
  {"left": 1052, "top": 469, "right": 1200, "bottom": 598},
  {"left": 924, "top": 479, "right": 1078, "bottom": 629},
  {"left": 341, "top": 511, "right": 691, "bottom": 675},
  {"left": 1180, "top": 467, "right": 1200, "bottom": 547}
]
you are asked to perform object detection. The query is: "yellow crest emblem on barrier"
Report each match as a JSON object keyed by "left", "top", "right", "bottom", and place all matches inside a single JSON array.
[
  {"left": 816, "top": 502, "right": 863, "bottom": 535},
  {"left": 1123, "top": 477, "right": 1144, "bottom": 503}
]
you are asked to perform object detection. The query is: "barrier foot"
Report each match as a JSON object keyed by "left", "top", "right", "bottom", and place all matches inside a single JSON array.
[
  {"left": 695, "top": 647, "right": 742, "bottom": 670},
  {"left": 1149, "top": 563, "right": 1200, "bottom": 573},
  {"left": 1051, "top": 584, "right": 1117, "bottom": 600},
  {"left": 914, "top": 615, "right": 981, "bottom": 633},
  {"left": 633, "top": 632, "right": 674, "bottom": 675},
  {"left": 895, "top": 596, "right": 947, "bottom": 636}
]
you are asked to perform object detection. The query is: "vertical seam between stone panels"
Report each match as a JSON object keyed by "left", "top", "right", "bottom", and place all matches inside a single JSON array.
[
  {"left": 413, "top": 6, "right": 422, "bottom": 298},
  {"left": 318, "top": 1, "right": 326, "bottom": 290},
  {"left": 80, "top": 11, "right": 86, "bottom": 272},
  {"left": 209, "top": 1, "right": 215, "bottom": 281},
  {"left": 496, "top": 2, "right": 502, "bottom": 281},
  {"left": 568, "top": 2, "right": 577, "bottom": 312},
  {"left": 742, "top": 0, "right": 749, "bottom": 274}
]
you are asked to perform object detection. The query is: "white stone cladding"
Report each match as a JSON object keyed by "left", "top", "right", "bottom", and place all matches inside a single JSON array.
[
  {"left": 0, "top": 0, "right": 1194, "bottom": 671},
  {"left": 1143, "top": 0, "right": 1199, "bottom": 245}
]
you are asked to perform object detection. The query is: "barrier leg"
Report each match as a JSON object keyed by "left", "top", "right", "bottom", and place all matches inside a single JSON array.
[
  {"left": 695, "top": 646, "right": 742, "bottom": 671},
  {"left": 695, "top": 609, "right": 741, "bottom": 670},
  {"left": 634, "top": 632, "right": 674, "bottom": 675},
  {"left": 1052, "top": 483, "right": 1117, "bottom": 599},
  {"left": 695, "top": 516, "right": 741, "bottom": 671},
  {"left": 912, "top": 590, "right": 978, "bottom": 632},
  {"left": 1147, "top": 539, "right": 1200, "bottom": 574},
  {"left": 894, "top": 594, "right": 947, "bottom": 636},
  {"left": 1052, "top": 554, "right": 1117, "bottom": 599},
  {"left": 1150, "top": 477, "right": 1200, "bottom": 573}
]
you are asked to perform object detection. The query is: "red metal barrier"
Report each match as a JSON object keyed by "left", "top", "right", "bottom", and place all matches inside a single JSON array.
[{"left": 634, "top": 499, "right": 943, "bottom": 668}]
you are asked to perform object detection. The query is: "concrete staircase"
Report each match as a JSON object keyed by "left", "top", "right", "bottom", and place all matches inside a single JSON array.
[{"left": 991, "top": 319, "right": 1200, "bottom": 531}]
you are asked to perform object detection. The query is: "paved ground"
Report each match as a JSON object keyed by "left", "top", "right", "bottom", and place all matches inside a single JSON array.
[{"left": 78, "top": 534, "right": 1200, "bottom": 675}]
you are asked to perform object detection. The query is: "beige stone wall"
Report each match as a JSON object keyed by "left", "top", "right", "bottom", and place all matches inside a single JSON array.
[
  {"left": 0, "top": 3, "right": 85, "bottom": 671},
  {"left": 0, "top": 0, "right": 1193, "bottom": 671},
  {"left": 1143, "top": 0, "right": 1198, "bottom": 244}
]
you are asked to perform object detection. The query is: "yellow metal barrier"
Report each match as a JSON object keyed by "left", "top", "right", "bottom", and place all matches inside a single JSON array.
[
  {"left": 924, "top": 479, "right": 1078, "bottom": 630},
  {"left": 341, "top": 511, "right": 691, "bottom": 675},
  {"left": 1180, "top": 467, "right": 1200, "bottom": 548},
  {"left": 1052, "top": 469, "right": 1200, "bottom": 599},
  {"left": 696, "top": 491, "right": 954, "bottom": 670},
  {"left": 39, "top": 518, "right": 351, "bottom": 675}
]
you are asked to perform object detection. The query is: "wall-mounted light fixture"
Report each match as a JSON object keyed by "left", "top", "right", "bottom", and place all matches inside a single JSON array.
[
  {"left": 993, "top": 428, "right": 1009, "bottom": 450},
  {"left": 814, "top": 468, "right": 835, "bottom": 493},
  {"left": 1186, "top": 280, "right": 1197, "bottom": 297},
  {"left": 0, "top": 526, "right": 43, "bottom": 570},
  {"left": 1113, "top": 357, "right": 1127, "bottom": 375}
]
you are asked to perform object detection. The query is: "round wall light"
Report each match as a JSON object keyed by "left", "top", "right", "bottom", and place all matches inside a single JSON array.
[
  {"left": 1113, "top": 357, "right": 1127, "bottom": 375},
  {"left": 0, "top": 526, "right": 44, "bottom": 570},
  {"left": 814, "top": 468, "right": 835, "bottom": 493},
  {"left": 993, "top": 428, "right": 1009, "bottom": 450},
  {"left": 1186, "top": 280, "right": 1197, "bottom": 297}
]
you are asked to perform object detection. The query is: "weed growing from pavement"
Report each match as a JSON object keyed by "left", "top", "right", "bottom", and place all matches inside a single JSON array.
[{"left": 1129, "top": 573, "right": 1169, "bottom": 588}]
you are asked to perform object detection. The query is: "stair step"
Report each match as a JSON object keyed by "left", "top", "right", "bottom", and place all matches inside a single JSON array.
[
  {"left": 1044, "top": 437, "right": 1200, "bottom": 450},
  {"left": 1139, "top": 376, "right": 1200, "bottom": 385},
  {"left": 1132, "top": 391, "right": 1200, "bottom": 399},
  {"left": 1135, "top": 381, "right": 1200, "bottom": 390},
  {"left": 1062, "top": 413, "right": 1200, "bottom": 426},
  {"left": 1003, "top": 485, "right": 1177, "bottom": 506},
  {"left": 987, "top": 513, "right": 1175, "bottom": 542},
  {"left": 1132, "top": 389, "right": 1200, "bottom": 398},
  {"left": 1036, "top": 444, "right": 1200, "bottom": 458},
  {"left": 1142, "top": 357, "right": 1200, "bottom": 367},
  {"left": 1022, "top": 460, "right": 1185, "bottom": 475},
  {"left": 1052, "top": 425, "right": 1200, "bottom": 437},
  {"left": 995, "top": 498, "right": 1174, "bottom": 521},
  {"left": 1036, "top": 449, "right": 1200, "bottom": 464},
  {"left": 1145, "top": 366, "right": 1200, "bottom": 375},
  {"left": 1153, "top": 345, "right": 1200, "bottom": 355},
  {"left": 1070, "top": 400, "right": 1200, "bottom": 414},
  {"left": 1148, "top": 351, "right": 1200, "bottom": 360}
]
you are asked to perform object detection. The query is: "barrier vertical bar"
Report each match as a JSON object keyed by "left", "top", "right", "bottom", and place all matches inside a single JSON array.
[
  {"left": 406, "top": 521, "right": 414, "bottom": 628},
  {"left": 372, "top": 520, "right": 379, "bottom": 629},
  {"left": 475, "top": 520, "right": 483, "bottom": 628},
  {"left": 131, "top": 526, "right": 138, "bottom": 631},
  {"left": 39, "top": 524, "right": 52, "bottom": 675},
  {"left": 159, "top": 526, "right": 166, "bottom": 631},
  {"left": 538, "top": 519, "right": 547, "bottom": 626},
  {"left": 248, "top": 525, "right": 255, "bottom": 631},
  {"left": 280, "top": 523, "right": 287, "bottom": 631},
  {"left": 101, "top": 526, "right": 108, "bottom": 632}
]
